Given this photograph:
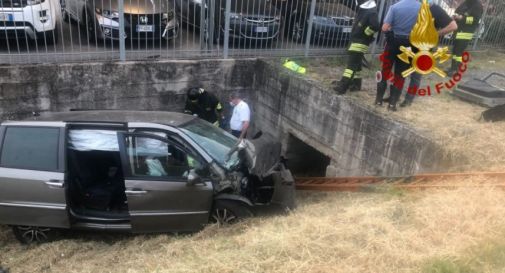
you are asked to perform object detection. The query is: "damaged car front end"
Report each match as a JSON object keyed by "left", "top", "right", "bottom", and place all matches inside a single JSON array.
[{"left": 180, "top": 119, "right": 296, "bottom": 212}]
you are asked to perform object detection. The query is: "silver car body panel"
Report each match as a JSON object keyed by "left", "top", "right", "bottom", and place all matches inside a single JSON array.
[{"left": 0, "top": 168, "right": 69, "bottom": 228}]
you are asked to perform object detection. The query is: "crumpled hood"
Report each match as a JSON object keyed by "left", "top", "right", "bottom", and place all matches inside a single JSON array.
[{"left": 229, "top": 137, "right": 282, "bottom": 177}]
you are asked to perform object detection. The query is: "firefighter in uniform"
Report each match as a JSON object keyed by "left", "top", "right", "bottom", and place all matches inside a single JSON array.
[
  {"left": 448, "top": 0, "right": 483, "bottom": 74},
  {"left": 334, "top": 0, "right": 379, "bottom": 95},
  {"left": 184, "top": 87, "right": 223, "bottom": 127}
]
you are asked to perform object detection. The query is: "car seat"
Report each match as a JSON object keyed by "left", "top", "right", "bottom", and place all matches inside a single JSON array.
[{"left": 68, "top": 150, "right": 116, "bottom": 211}]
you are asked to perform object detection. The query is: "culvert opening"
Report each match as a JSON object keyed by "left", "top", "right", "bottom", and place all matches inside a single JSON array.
[{"left": 285, "top": 134, "right": 331, "bottom": 177}]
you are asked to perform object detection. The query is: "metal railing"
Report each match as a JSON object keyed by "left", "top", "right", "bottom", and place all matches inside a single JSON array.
[{"left": 0, "top": 0, "right": 503, "bottom": 64}]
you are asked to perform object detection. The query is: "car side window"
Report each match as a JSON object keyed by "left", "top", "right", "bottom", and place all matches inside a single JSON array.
[
  {"left": 0, "top": 127, "right": 60, "bottom": 171},
  {"left": 126, "top": 135, "right": 202, "bottom": 179}
]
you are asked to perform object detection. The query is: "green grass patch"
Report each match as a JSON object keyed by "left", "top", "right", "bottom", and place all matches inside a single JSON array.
[
  {"left": 422, "top": 235, "right": 505, "bottom": 273},
  {"left": 422, "top": 258, "right": 472, "bottom": 273}
]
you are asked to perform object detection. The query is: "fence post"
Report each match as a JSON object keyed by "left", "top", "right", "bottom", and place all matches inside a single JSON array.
[
  {"left": 223, "top": 0, "right": 231, "bottom": 58},
  {"left": 200, "top": 0, "right": 206, "bottom": 51},
  {"left": 304, "top": 0, "right": 317, "bottom": 57},
  {"left": 118, "top": 0, "right": 126, "bottom": 61},
  {"left": 209, "top": 0, "right": 216, "bottom": 51},
  {"left": 370, "top": 0, "right": 387, "bottom": 57},
  {"left": 472, "top": 0, "right": 490, "bottom": 50}
]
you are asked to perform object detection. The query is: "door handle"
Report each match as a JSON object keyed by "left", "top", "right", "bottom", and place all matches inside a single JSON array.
[
  {"left": 44, "top": 180, "right": 64, "bottom": 188},
  {"left": 125, "top": 189, "right": 148, "bottom": 195}
]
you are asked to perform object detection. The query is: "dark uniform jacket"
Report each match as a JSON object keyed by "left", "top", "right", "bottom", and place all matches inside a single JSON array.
[
  {"left": 184, "top": 91, "right": 222, "bottom": 124},
  {"left": 350, "top": 7, "right": 380, "bottom": 46},
  {"left": 455, "top": 0, "right": 483, "bottom": 34}
]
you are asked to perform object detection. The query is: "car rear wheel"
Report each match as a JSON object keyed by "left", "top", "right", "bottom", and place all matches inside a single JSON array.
[
  {"left": 210, "top": 200, "right": 253, "bottom": 226},
  {"left": 12, "top": 225, "right": 56, "bottom": 244}
]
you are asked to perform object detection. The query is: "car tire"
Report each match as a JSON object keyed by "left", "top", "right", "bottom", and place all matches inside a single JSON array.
[
  {"left": 37, "top": 27, "right": 58, "bottom": 45},
  {"left": 84, "top": 9, "right": 100, "bottom": 44},
  {"left": 12, "top": 225, "right": 57, "bottom": 244},
  {"left": 62, "top": 9, "right": 70, "bottom": 23},
  {"left": 210, "top": 200, "right": 253, "bottom": 226},
  {"left": 289, "top": 16, "right": 307, "bottom": 43}
]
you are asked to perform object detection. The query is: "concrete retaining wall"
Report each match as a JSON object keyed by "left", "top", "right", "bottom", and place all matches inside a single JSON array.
[
  {"left": 253, "top": 60, "right": 452, "bottom": 176},
  {"left": 0, "top": 59, "right": 255, "bottom": 120},
  {"left": 0, "top": 59, "right": 453, "bottom": 176}
]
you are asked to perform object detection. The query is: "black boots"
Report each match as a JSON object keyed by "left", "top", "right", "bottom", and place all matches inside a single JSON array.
[
  {"left": 446, "top": 59, "right": 458, "bottom": 75},
  {"left": 333, "top": 78, "right": 351, "bottom": 95},
  {"left": 375, "top": 80, "right": 387, "bottom": 106},
  {"left": 349, "top": 78, "right": 362, "bottom": 92}
]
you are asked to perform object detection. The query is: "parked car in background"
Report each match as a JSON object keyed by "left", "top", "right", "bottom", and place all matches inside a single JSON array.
[
  {"left": 0, "top": 111, "right": 295, "bottom": 244},
  {"left": 0, "top": 0, "right": 61, "bottom": 44},
  {"left": 62, "top": 0, "right": 178, "bottom": 41},
  {"left": 273, "top": 0, "right": 355, "bottom": 45},
  {"left": 176, "top": 0, "right": 282, "bottom": 44}
]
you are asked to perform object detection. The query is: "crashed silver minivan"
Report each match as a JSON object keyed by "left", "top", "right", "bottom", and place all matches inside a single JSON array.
[{"left": 0, "top": 111, "right": 295, "bottom": 244}]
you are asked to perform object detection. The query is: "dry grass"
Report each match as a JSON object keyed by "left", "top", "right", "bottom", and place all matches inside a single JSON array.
[
  {"left": 2, "top": 177, "right": 505, "bottom": 273},
  {"left": 296, "top": 50, "right": 505, "bottom": 172}
]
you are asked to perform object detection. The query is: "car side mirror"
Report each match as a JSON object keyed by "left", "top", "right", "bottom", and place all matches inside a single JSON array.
[{"left": 187, "top": 169, "right": 203, "bottom": 186}]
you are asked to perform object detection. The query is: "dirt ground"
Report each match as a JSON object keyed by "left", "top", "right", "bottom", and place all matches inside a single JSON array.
[
  {"left": 2, "top": 177, "right": 505, "bottom": 273},
  {"left": 296, "top": 50, "right": 505, "bottom": 172}
]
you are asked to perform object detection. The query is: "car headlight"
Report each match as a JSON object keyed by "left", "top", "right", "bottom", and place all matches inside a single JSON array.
[
  {"left": 163, "top": 11, "right": 174, "bottom": 21},
  {"left": 96, "top": 8, "right": 119, "bottom": 19},
  {"left": 27, "top": 0, "right": 43, "bottom": 5}
]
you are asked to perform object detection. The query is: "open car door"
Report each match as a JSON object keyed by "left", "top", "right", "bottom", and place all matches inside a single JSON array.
[{"left": 117, "top": 132, "right": 213, "bottom": 233}]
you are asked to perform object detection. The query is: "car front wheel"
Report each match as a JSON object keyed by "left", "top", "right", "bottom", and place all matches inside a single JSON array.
[
  {"left": 12, "top": 225, "right": 56, "bottom": 244},
  {"left": 210, "top": 200, "right": 253, "bottom": 226}
]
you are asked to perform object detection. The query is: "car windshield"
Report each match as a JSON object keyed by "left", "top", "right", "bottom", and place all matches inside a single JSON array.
[{"left": 180, "top": 119, "right": 239, "bottom": 169}]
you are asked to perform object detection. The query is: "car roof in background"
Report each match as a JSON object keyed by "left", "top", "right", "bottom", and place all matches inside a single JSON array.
[{"left": 23, "top": 110, "right": 196, "bottom": 127}]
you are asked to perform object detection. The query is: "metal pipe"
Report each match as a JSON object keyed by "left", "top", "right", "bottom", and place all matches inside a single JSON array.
[
  {"left": 304, "top": 0, "right": 317, "bottom": 57},
  {"left": 223, "top": 0, "right": 231, "bottom": 58},
  {"left": 119, "top": 0, "right": 126, "bottom": 61}
]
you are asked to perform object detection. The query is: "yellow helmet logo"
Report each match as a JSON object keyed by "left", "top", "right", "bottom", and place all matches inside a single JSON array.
[{"left": 397, "top": 0, "right": 451, "bottom": 78}]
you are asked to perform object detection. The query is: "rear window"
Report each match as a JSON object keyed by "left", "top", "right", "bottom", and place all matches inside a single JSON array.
[{"left": 0, "top": 127, "right": 60, "bottom": 171}]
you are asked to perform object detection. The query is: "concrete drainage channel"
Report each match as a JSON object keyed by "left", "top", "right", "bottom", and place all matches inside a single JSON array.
[{"left": 0, "top": 58, "right": 457, "bottom": 178}]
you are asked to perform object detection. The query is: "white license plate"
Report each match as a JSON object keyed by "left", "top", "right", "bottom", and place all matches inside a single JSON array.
[
  {"left": 343, "top": 27, "right": 352, "bottom": 33},
  {"left": 255, "top": 26, "right": 268, "bottom": 33},
  {"left": 0, "top": 13, "right": 13, "bottom": 22},
  {"left": 136, "top": 25, "right": 154, "bottom": 32}
]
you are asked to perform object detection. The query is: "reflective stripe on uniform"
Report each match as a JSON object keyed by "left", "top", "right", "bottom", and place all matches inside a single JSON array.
[
  {"left": 466, "top": 16, "right": 474, "bottom": 25},
  {"left": 216, "top": 102, "right": 222, "bottom": 110},
  {"left": 213, "top": 120, "right": 220, "bottom": 127},
  {"left": 354, "top": 71, "right": 361, "bottom": 79},
  {"left": 453, "top": 55, "right": 462, "bottom": 62},
  {"left": 364, "top": 26, "right": 375, "bottom": 36},
  {"left": 343, "top": 69, "right": 354, "bottom": 78},
  {"left": 348, "top": 43, "right": 369, "bottom": 53},
  {"left": 456, "top": 32, "right": 473, "bottom": 40}
]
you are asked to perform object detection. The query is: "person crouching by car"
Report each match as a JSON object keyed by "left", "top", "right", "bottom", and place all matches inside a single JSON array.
[
  {"left": 184, "top": 87, "right": 223, "bottom": 127},
  {"left": 229, "top": 92, "right": 250, "bottom": 140},
  {"left": 333, "top": 0, "right": 379, "bottom": 95}
]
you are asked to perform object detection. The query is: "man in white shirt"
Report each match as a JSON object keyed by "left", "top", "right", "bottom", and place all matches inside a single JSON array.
[{"left": 229, "top": 92, "right": 250, "bottom": 139}]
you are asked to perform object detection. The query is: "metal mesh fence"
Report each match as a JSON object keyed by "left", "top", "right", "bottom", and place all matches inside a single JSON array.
[{"left": 0, "top": 0, "right": 502, "bottom": 64}]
